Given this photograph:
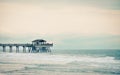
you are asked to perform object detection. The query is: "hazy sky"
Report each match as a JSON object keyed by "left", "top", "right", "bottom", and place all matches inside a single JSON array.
[{"left": 0, "top": 0, "right": 120, "bottom": 49}]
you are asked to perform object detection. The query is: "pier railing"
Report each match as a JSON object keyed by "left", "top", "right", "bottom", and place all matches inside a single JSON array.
[
  {"left": 0, "top": 43, "right": 32, "bottom": 46},
  {"left": 34, "top": 43, "right": 53, "bottom": 46}
]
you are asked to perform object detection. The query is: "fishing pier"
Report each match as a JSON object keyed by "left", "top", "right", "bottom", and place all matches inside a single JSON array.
[{"left": 0, "top": 39, "right": 53, "bottom": 53}]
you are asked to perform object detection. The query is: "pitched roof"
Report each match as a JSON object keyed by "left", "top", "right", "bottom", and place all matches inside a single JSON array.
[{"left": 32, "top": 39, "right": 46, "bottom": 42}]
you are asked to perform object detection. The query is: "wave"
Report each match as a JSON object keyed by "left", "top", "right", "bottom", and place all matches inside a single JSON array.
[
  {"left": 0, "top": 53, "right": 120, "bottom": 75},
  {"left": 0, "top": 53, "right": 119, "bottom": 65}
]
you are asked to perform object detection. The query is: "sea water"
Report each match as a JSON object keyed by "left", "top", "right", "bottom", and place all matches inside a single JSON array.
[{"left": 0, "top": 49, "right": 120, "bottom": 75}]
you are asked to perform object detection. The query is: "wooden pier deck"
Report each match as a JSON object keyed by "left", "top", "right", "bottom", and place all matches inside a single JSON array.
[{"left": 0, "top": 43, "right": 32, "bottom": 52}]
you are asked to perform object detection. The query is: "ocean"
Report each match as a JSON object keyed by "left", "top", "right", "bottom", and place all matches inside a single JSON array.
[{"left": 0, "top": 49, "right": 120, "bottom": 75}]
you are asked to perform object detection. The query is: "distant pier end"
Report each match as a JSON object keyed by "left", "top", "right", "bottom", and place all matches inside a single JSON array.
[{"left": 0, "top": 39, "right": 53, "bottom": 53}]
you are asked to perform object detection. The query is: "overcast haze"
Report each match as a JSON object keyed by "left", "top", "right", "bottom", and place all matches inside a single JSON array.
[{"left": 0, "top": 0, "right": 120, "bottom": 49}]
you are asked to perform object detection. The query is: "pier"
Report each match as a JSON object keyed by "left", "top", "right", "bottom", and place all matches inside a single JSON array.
[{"left": 0, "top": 39, "right": 53, "bottom": 53}]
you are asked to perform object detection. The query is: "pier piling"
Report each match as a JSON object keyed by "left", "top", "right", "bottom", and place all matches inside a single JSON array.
[
  {"left": 9, "top": 46, "right": 12, "bottom": 52},
  {"left": 16, "top": 46, "right": 19, "bottom": 53},
  {"left": 23, "top": 46, "right": 26, "bottom": 53},
  {"left": 3, "top": 46, "right": 6, "bottom": 52}
]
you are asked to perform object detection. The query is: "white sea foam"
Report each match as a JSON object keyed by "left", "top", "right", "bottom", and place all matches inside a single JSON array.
[
  {"left": 0, "top": 53, "right": 120, "bottom": 75},
  {"left": 0, "top": 53, "right": 119, "bottom": 65}
]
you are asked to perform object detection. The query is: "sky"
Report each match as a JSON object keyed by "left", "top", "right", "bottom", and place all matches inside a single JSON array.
[{"left": 0, "top": 0, "right": 120, "bottom": 49}]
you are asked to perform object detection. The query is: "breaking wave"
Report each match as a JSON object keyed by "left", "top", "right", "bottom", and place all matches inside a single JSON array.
[
  {"left": 0, "top": 53, "right": 119, "bottom": 65},
  {"left": 0, "top": 52, "right": 120, "bottom": 75}
]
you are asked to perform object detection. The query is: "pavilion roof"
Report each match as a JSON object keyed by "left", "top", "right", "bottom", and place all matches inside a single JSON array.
[{"left": 32, "top": 39, "right": 46, "bottom": 42}]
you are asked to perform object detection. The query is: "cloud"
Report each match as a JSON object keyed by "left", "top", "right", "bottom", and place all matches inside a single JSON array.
[{"left": 0, "top": 2, "right": 120, "bottom": 35}]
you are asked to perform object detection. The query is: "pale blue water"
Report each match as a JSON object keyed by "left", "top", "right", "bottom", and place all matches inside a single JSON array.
[
  {"left": 0, "top": 49, "right": 120, "bottom": 75},
  {"left": 53, "top": 49, "right": 120, "bottom": 60}
]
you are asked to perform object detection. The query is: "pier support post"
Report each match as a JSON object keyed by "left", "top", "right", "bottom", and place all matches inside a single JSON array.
[
  {"left": 23, "top": 46, "right": 26, "bottom": 53},
  {"left": 28, "top": 47, "right": 31, "bottom": 53},
  {"left": 16, "top": 46, "right": 19, "bottom": 53},
  {"left": 3, "top": 46, "right": 6, "bottom": 52},
  {"left": 46, "top": 47, "right": 48, "bottom": 52},
  {"left": 48, "top": 47, "right": 51, "bottom": 52},
  {"left": 9, "top": 46, "right": 12, "bottom": 52}
]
